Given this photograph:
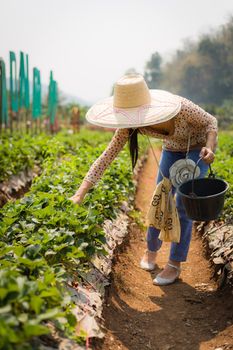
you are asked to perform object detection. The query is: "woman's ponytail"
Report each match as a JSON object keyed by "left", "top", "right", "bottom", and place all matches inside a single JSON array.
[{"left": 128, "top": 128, "right": 139, "bottom": 169}]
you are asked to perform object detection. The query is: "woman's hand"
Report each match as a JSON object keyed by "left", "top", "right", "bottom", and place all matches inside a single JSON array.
[
  {"left": 69, "top": 180, "right": 93, "bottom": 205},
  {"left": 69, "top": 192, "right": 84, "bottom": 205},
  {"left": 199, "top": 147, "right": 215, "bottom": 164}
]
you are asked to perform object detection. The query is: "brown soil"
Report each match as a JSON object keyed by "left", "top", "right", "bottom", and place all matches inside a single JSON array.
[
  {"left": 94, "top": 148, "right": 233, "bottom": 350},
  {"left": 0, "top": 182, "right": 32, "bottom": 208}
]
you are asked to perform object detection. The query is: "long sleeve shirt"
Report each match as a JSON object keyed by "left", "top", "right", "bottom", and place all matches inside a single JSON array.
[{"left": 84, "top": 96, "right": 218, "bottom": 185}]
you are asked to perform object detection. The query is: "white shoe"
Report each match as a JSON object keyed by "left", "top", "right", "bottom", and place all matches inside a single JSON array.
[
  {"left": 140, "top": 250, "right": 157, "bottom": 271},
  {"left": 153, "top": 263, "right": 181, "bottom": 285}
]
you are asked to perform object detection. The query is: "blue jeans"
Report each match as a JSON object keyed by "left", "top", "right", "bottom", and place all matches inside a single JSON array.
[{"left": 146, "top": 149, "right": 209, "bottom": 262}]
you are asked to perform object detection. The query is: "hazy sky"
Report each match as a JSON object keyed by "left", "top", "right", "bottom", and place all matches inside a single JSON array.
[{"left": 0, "top": 0, "right": 233, "bottom": 104}]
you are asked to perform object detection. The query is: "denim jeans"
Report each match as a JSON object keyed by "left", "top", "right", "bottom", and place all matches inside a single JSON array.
[{"left": 146, "top": 148, "right": 209, "bottom": 262}]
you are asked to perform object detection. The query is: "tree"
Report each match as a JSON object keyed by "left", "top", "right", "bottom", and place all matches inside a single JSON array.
[
  {"left": 125, "top": 67, "right": 138, "bottom": 75},
  {"left": 144, "top": 52, "right": 162, "bottom": 89}
]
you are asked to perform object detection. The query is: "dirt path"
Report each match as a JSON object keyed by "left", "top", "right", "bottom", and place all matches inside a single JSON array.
[{"left": 95, "top": 148, "right": 233, "bottom": 350}]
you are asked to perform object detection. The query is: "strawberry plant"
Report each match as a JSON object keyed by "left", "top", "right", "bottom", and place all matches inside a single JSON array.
[
  {"left": 0, "top": 128, "right": 137, "bottom": 349},
  {"left": 212, "top": 132, "right": 233, "bottom": 222}
]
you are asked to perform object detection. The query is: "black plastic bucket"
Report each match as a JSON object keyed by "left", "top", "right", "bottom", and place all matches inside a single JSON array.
[{"left": 177, "top": 177, "right": 229, "bottom": 221}]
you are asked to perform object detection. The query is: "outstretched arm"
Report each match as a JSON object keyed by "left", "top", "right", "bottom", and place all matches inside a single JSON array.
[{"left": 70, "top": 128, "right": 129, "bottom": 204}]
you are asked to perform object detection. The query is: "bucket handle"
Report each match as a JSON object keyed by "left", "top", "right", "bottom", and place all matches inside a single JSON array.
[
  {"left": 208, "top": 164, "right": 215, "bottom": 178},
  {"left": 191, "top": 158, "right": 215, "bottom": 195}
]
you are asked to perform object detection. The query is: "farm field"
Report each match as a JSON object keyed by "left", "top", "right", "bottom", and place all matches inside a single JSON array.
[
  {"left": 1, "top": 6, "right": 233, "bottom": 350},
  {"left": 0, "top": 129, "right": 232, "bottom": 350},
  {"left": 0, "top": 128, "right": 136, "bottom": 349}
]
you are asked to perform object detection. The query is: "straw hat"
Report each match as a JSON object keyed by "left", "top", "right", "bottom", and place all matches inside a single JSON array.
[{"left": 86, "top": 74, "right": 181, "bottom": 129}]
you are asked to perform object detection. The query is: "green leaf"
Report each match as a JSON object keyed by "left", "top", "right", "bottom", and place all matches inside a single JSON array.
[
  {"left": 0, "top": 304, "right": 11, "bottom": 314},
  {"left": 0, "top": 288, "right": 8, "bottom": 300},
  {"left": 30, "top": 296, "right": 44, "bottom": 314},
  {"left": 37, "top": 308, "right": 61, "bottom": 322},
  {"left": 66, "top": 312, "right": 77, "bottom": 327},
  {"left": 18, "top": 313, "right": 28, "bottom": 323},
  {"left": 23, "top": 323, "right": 50, "bottom": 337}
]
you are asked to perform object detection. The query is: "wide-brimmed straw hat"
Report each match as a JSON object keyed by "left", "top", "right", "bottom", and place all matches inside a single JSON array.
[{"left": 86, "top": 74, "right": 181, "bottom": 129}]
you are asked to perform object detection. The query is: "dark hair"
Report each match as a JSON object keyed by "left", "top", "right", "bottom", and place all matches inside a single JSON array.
[{"left": 128, "top": 128, "right": 139, "bottom": 169}]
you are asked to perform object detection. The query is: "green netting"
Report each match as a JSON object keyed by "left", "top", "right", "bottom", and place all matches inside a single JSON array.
[
  {"left": 25, "top": 54, "right": 30, "bottom": 109},
  {"left": 0, "top": 58, "right": 8, "bottom": 124},
  {"left": 32, "top": 67, "right": 41, "bottom": 119},
  {"left": 9, "top": 51, "right": 18, "bottom": 112},
  {"left": 19, "top": 52, "right": 30, "bottom": 109},
  {"left": 48, "top": 71, "right": 58, "bottom": 125}
]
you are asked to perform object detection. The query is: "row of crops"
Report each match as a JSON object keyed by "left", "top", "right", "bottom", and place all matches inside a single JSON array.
[
  {"left": 197, "top": 132, "right": 233, "bottom": 287},
  {"left": 0, "top": 129, "right": 232, "bottom": 349},
  {"left": 212, "top": 132, "right": 233, "bottom": 222},
  {"left": 0, "top": 129, "right": 136, "bottom": 349}
]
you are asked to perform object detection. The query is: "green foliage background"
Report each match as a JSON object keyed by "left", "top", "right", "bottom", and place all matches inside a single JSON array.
[{"left": 144, "top": 17, "right": 233, "bottom": 129}]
